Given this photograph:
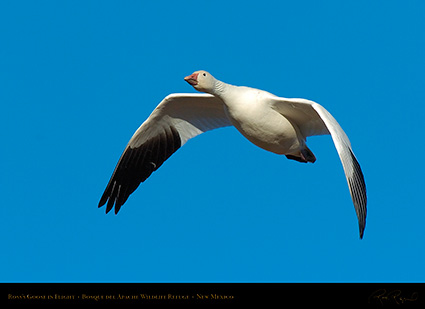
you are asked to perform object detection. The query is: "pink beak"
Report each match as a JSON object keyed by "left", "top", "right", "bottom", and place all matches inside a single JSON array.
[{"left": 184, "top": 73, "right": 199, "bottom": 86}]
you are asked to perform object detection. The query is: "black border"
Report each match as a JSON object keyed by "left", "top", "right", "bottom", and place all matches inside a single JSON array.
[{"left": 2, "top": 283, "right": 424, "bottom": 306}]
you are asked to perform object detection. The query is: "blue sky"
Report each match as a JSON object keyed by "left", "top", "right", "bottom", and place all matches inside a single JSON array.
[{"left": 1, "top": 1, "right": 424, "bottom": 282}]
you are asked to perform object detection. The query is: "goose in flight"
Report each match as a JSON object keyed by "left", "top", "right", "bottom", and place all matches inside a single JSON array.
[{"left": 99, "top": 70, "right": 367, "bottom": 238}]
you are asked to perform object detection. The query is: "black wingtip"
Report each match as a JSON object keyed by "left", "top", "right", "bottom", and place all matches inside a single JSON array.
[
  {"left": 359, "top": 216, "right": 366, "bottom": 239},
  {"left": 98, "top": 194, "right": 107, "bottom": 208},
  {"left": 97, "top": 197, "right": 115, "bottom": 214},
  {"left": 105, "top": 197, "right": 115, "bottom": 214},
  {"left": 114, "top": 200, "right": 123, "bottom": 214},
  {"left": 98, "top": 125, "right": 182, "bottom": 216},
  {"left": 348, "top": 149, "right": 367, "bottom": 240}
]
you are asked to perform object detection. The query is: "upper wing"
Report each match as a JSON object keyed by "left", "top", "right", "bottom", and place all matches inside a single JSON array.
[
  {"left": 99, "top": 93, "right": 232, "bottom": 214},
  {"left": 270, "top": 96, "right": 367, "bottom": 238}
]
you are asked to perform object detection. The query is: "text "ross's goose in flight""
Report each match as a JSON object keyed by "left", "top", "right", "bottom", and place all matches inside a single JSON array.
[{"left": 99, "top": 70, "right": 367, "bottom": 238}]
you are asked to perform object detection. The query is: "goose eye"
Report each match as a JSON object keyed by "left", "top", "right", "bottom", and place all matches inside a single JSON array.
[{"left": 203, "top": 73, "right": 206, "bottom": 76}]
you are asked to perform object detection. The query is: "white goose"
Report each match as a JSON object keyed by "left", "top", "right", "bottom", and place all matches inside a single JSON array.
[{"left": 99, "top": 70, "right": 367, "bottom": 238}]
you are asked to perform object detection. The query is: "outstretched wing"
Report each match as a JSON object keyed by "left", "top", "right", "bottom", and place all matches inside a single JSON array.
[
  {"left": 99, "top": 93, "right": 232, "bottom": 214},
  {"left": 270, "top": 96, "right": 367, "bottom": 238}
]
